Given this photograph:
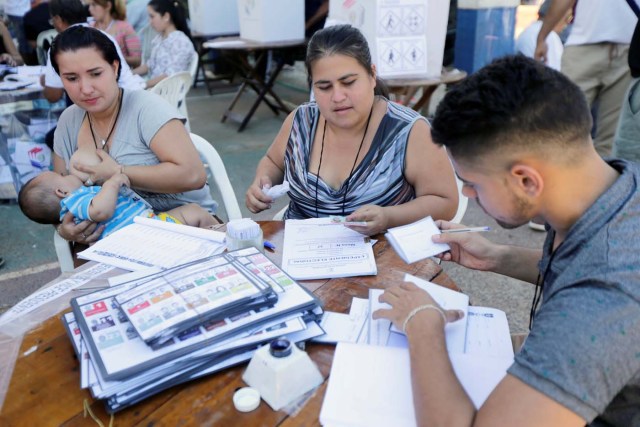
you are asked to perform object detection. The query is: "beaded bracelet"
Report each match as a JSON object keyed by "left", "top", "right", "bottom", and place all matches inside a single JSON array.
[{"left": 402, "top": 304, "right": 447, "bottom": 333}]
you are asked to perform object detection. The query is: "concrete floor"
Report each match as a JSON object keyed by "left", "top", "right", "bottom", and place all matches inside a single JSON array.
[{"left": 0, "top": 64, "right": 546, "bottom": 333}]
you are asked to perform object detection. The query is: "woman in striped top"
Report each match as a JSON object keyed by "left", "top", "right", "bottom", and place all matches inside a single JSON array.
[{"left": 246, "top": 25, "right": 458, "bottom": 235}]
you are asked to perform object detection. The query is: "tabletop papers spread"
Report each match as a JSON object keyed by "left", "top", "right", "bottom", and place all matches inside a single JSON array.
[
  {"left": 281, "top": 218, "right": 377, "bottom": 280},
  {"left": 385, "top": 216, "right": 450, "bottom": 264},
  {"left": 78, "top": 216, "right": 226, "bottom": 271}
]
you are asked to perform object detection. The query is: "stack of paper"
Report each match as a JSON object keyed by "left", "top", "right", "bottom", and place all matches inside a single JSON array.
[
  {"left": 319, "top": 273, "right": 515, "bottom": 426},
  {"left": 63, "top": 247, "right": 325, "bottom": 412},
  {"left": 385, "top": 216, "right": 450, "bottom": 264},
  {"left": 78, "top": 216, "right": 227, "bottom": 270},
  {"left": 281, "top": 218, "right": 377, "bottom": 280}
]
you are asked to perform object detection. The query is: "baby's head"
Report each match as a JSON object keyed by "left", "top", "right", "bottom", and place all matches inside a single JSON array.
[
  {"left": 19, "top": 171, "right": 83, "bottom": 224},
  {"left": 69, "top": 149, "right": 101, "bottom": 183}
]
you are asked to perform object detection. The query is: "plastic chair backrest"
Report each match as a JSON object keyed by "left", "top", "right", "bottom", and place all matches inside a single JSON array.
[
  {"left": 150, "top": 71, "right": 193, "bottom": 129},
  {"left": 36, "top": 29, "right": 58, "bottom": 66},
  {"left": 189, "top": 48, "right": 199, "bottom": 83},
  {"left": 190, "top": 133, "right": 243, "bottom": 222}
]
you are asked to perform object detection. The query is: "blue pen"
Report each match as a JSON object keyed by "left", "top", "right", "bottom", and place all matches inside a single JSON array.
[{"left": 263, "top": 240, "right": 276, "bottom": 250}]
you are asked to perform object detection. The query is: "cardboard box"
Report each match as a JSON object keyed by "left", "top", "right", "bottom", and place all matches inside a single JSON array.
[
  {"left": 188, "top": 0, "right": 240, "bottom": 36},
  {"left": 237, "top": 0, "right": 304, "bottom": 43},
  {"left": 328, "top": 0, "right": 450, "bottom": 79}
]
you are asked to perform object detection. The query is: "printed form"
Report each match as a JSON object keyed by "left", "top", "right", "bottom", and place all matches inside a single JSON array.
[{"left": 281, "top": 218, "right": 377, "bottom": 280}]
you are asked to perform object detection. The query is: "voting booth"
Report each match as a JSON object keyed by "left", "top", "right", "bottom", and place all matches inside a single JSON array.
[
  {"left": 328, "top": 0, "right": 450, "bottom": 79},
  {"left": 237, "top": 0, "right": 305, "bottom": 43},
  {"left": 188, "top": 0, "right": 240, "bottom": 36}
]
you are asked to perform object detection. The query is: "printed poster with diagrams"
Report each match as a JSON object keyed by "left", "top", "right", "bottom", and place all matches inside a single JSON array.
[{"left": 376, "top": 0, "right": 427, "bottom": 78}]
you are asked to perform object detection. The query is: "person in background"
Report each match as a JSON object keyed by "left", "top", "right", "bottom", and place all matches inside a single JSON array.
[
  {"left": 246, "top": 25, "right": 458, "bottom": 236},
  {"left": 374, "top": 55, "right": 640, "bottom": 427},
  {"left": 42, "top": 0, "right": 144, "bottom": 103},
  {"left": 132, "top": 0, "right": 194, "bottom": 89},
  {"left": 23, "top": 0, "right": 53, "bottom": 65},
  {"left": 125, "top": 0, "right": 148, "bottom": 35},
  {"left": 516, "top": 0, "right": 568, "bottom": 71},
  {"left": 87, "top": 0, "right": 141, "bottom": 67},
  {"left": 516, "top": 0, "right": 570, "bottom": 232},
  {"left": 0, "top": 20, "right": 24, "bottom": 65},
  {"left": 613, "top": 19, "right": 640, "bottom": 163},
  {"left": 4, "top": 0, "right": 31, "bottom": 59},
  {"left": 50, "top": 26, "right": 215, "bottom": 245},
  {"left": 535, "top": 0, "right": 638, "bottom": 157}
]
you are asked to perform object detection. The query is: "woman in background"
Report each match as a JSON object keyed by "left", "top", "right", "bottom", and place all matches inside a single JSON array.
[
  {"left": 133, "top": 0, "right": 195, "bottom": 89},
  {"left": 88, "top": 0, "right": 142, "bottom": 67},
  {"left": 0, "top": 20, "right": 24, "bottom": 66}
]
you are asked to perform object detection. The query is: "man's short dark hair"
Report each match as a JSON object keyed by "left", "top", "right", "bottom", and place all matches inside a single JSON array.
[
  {"left": 49, "top": 0, "right": 88, "bottom": 26},
  {"left": 431, "top": 55, "right": 593, "bottom": 162}
]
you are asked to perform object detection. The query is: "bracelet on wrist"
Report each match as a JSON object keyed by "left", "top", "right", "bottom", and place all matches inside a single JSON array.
[{"left": 402, "top": 304, "right": 447, "bottom": 333}]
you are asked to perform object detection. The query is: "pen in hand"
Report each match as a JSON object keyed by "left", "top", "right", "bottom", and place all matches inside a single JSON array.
[{"left": 440, "top": 226, "right": 491, "bottom": 234}]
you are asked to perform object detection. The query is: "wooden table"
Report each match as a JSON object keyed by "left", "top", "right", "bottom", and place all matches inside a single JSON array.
[
  {"left": 203, "top": 37, "right": 307, "bottom": 132},
  {"left": 0, "top": 221, "right": 459, "bottom": 426},
  {"left": 386, "top": 68, "right": 467, "bottom": 112}
]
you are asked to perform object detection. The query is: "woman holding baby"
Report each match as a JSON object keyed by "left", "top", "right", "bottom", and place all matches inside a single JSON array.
[{"left": 51, "top": 26, "right": 216, "bottom": 245}]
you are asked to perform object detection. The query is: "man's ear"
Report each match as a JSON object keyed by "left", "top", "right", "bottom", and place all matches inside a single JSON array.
[{"left": 510, "top": 164, "right": 543, "bottom": 197}]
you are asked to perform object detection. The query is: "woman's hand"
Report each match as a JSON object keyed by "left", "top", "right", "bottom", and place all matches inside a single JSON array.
[
  {"left": 345, "top": 204, "right": 389, "bottom": 236},
  {"left": 74, "top": 149, "right": 120, "bottom": 185},
  {"left": 57, "top": 212, "right": 104, "bottom": 245},
  {"left": 372, "top": 282, "right": 465, "bottom": 332},
  {"left": 245, "top": 176, "right": 275, "bottom": 214},
  {"left": 0, "top": 53, "right": 16, "bottom": 67}
]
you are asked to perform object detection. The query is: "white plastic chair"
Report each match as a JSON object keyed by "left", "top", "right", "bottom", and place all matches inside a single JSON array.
[
  {"left": 189, "top": 132, "right": 242, "bottom": 222},
  {"left": 54, "top": 133, "right": 242, "bottom": 272},
  {"left": 150, "top": 71, "right": 193, "bottom": 130},
  {"left": 189, "top": 48, "right": 199, "bottom": 84},
  {"left": 36, "top": 29, "right": 58, "bottom": 66},
  {"left": 271, "top": 176, "right": 467, "bottom": 223}
]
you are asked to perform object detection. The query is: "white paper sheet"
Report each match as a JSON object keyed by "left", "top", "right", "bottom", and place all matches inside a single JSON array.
[
  {"left": 78, "top": 220, "right": 226, "bottom": 271},
  {"left": 389, "top": 273, "right": 469, "bottom": 354},
  {"left": 320, "top": 343, "right": 513, "bottom": 427},
  {"left": 281, "top": 218, "right": 377, "bottom": 280},
  {"left": 385, "top": 216, "right": 450, "bottom": 264},
  {"left": 313, "top": 297, "right": 369, "bottom": 344},
  {"left": 465, "top": 307, "right": 514, "bottom": 358}
]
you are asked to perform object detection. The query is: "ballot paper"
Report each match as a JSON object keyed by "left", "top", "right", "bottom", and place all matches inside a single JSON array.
[
  {"left": 79, "top": 217, "right": 226, "bottom": 271},
  {"left": 281, "top": 218, "right": 377, "bottom": 280},
  {"left": 385, "top": 216, "right": 450, "bottom": 264}
]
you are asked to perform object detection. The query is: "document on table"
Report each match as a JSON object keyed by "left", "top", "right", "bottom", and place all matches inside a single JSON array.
[
  {"left": 313, "top": 297, "right": 369, "bottom": 344},
  {"left": 281, "top": 218, "right": 377, "bottom": 280},
  {"left": 388, "top": 273, "right": 469, "bottom": 354},
  {"left": 78, "top": 217, "right": 225, "bottom": 271},
  {"left": 319, "top": 342, "right": 513, "bottom": 427},
  {"left": 385, "top": 216, "right": 450, "bottom": 264}
]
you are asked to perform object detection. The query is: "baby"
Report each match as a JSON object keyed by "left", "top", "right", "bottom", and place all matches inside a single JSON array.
[{"left": 19, "top": 168, "right": 217, "bottom": 238}]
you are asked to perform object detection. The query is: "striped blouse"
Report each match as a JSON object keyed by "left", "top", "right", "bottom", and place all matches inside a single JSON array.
[{"left": 283, "top": 99, "right": 422, "bottom": 219}]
